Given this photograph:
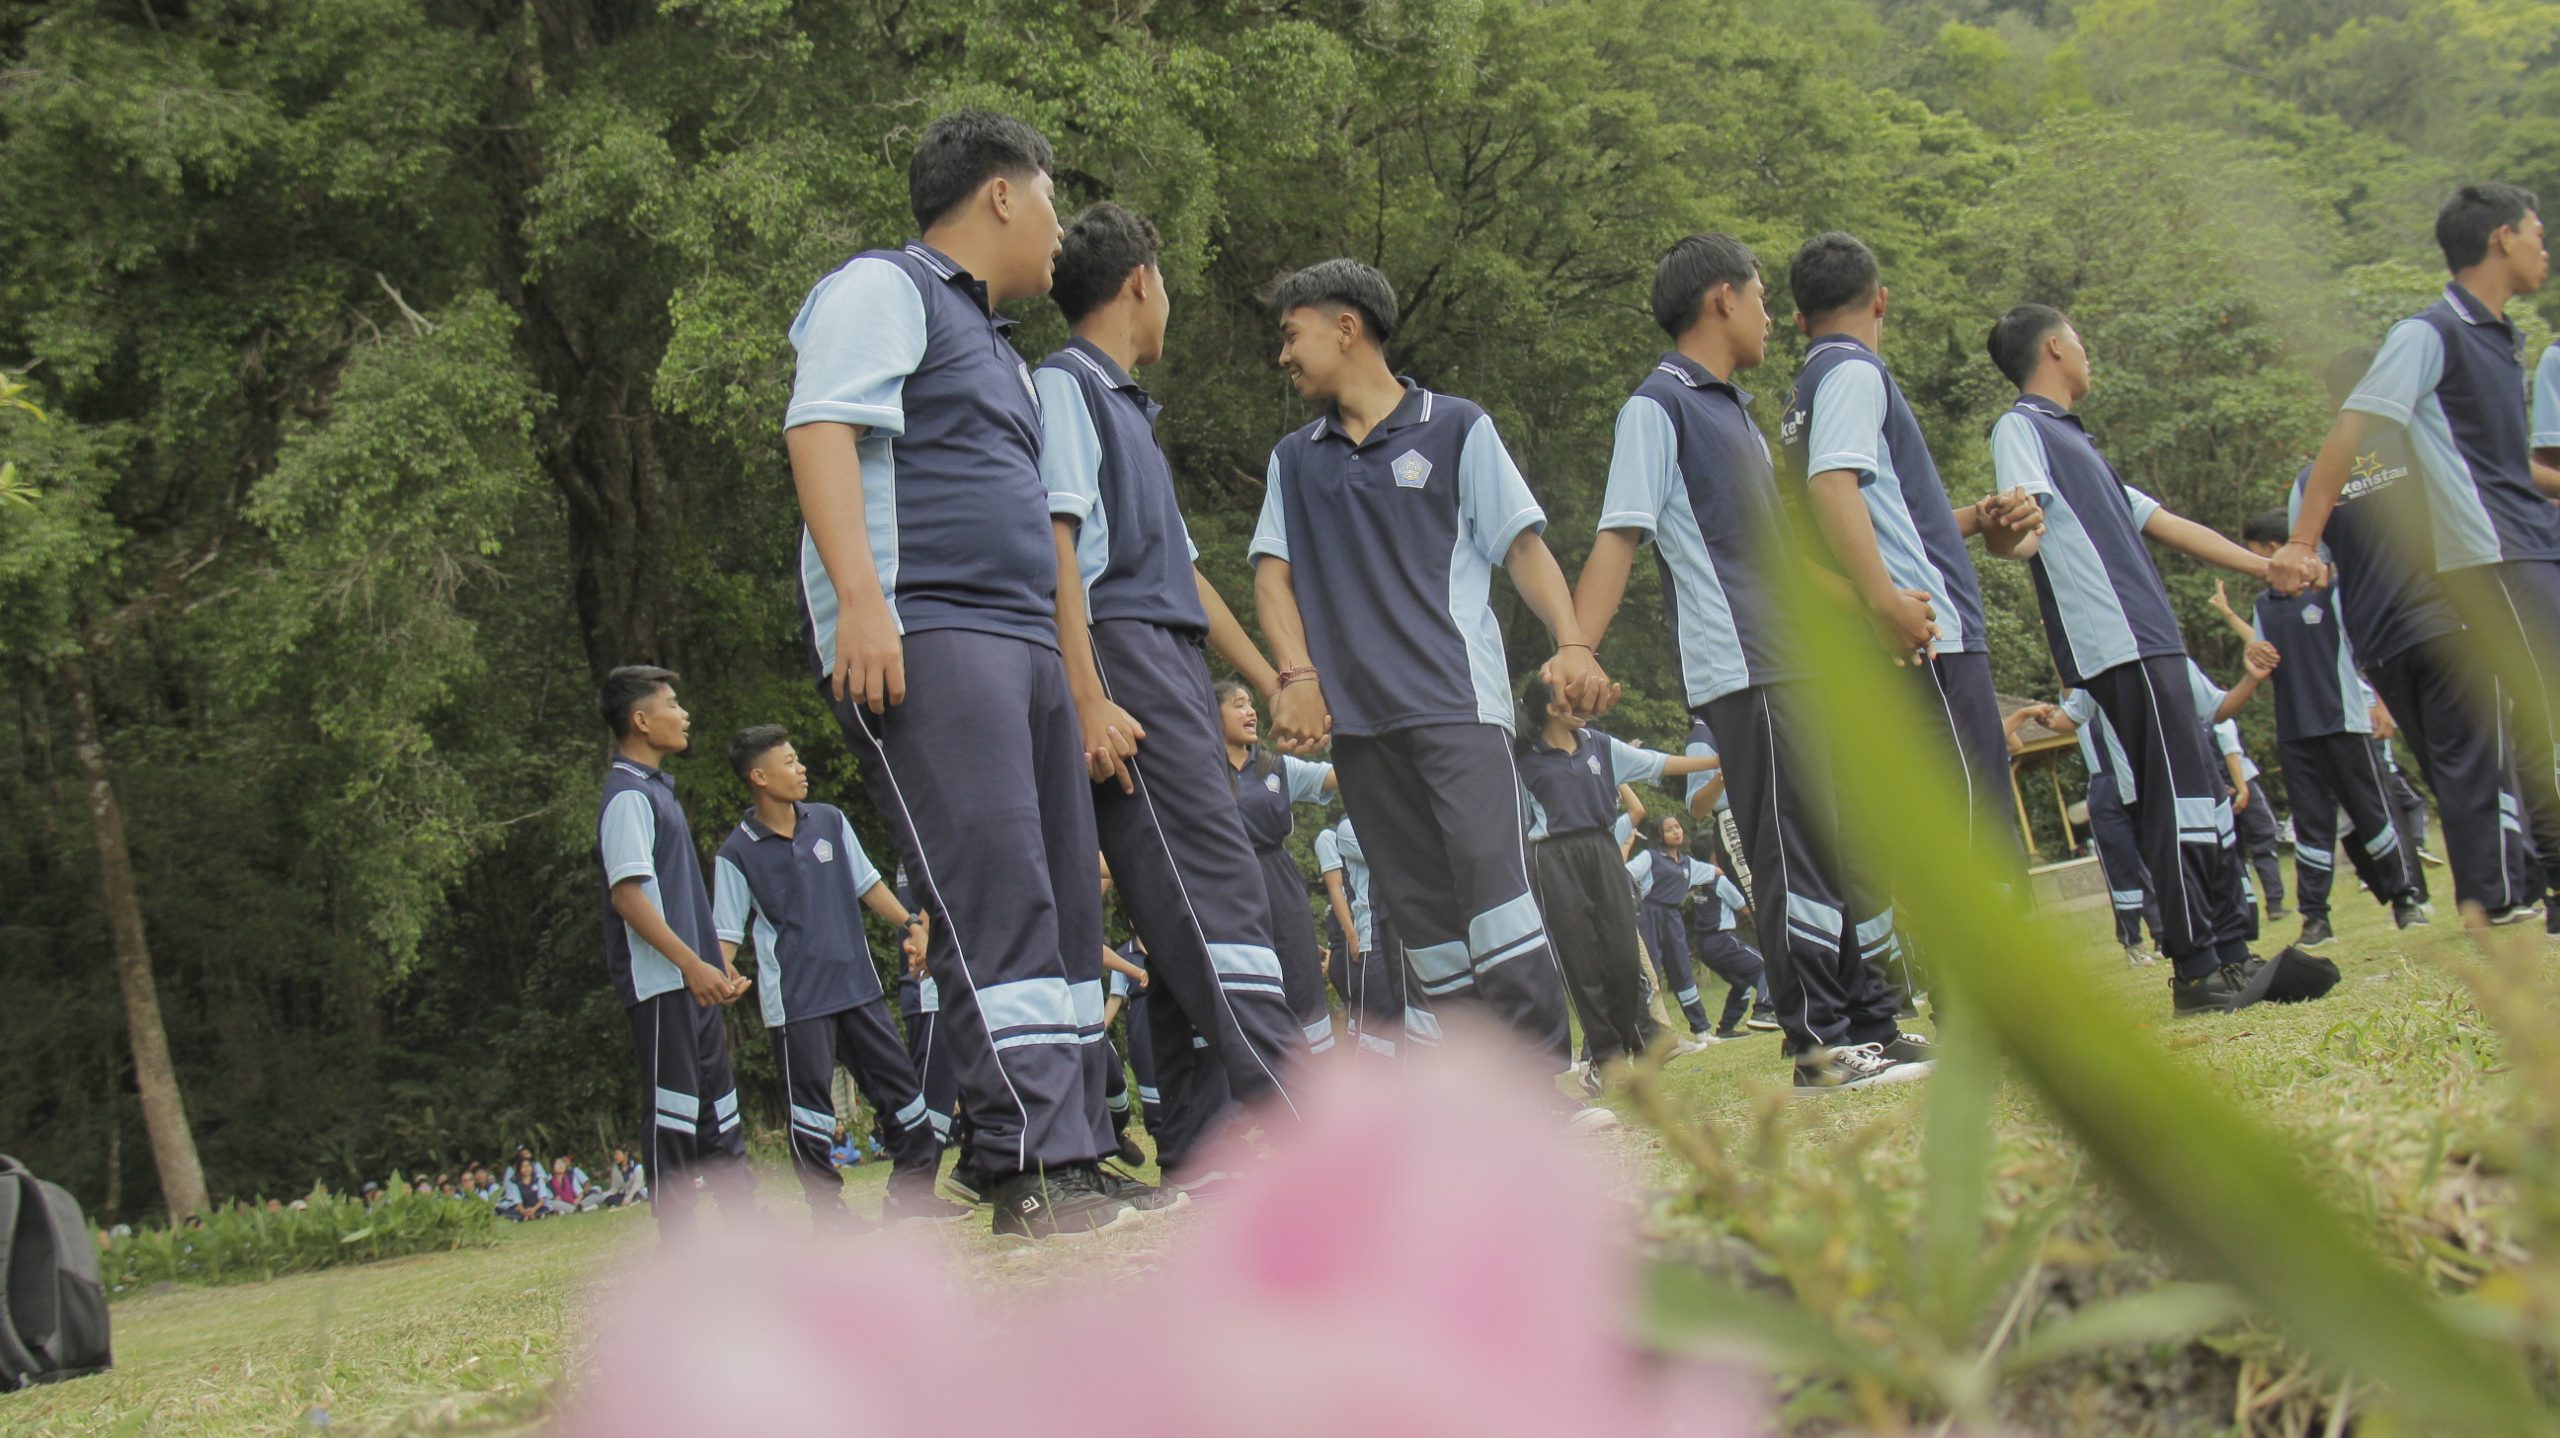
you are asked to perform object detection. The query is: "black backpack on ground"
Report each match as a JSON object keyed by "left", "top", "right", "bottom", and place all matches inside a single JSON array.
[{"left": 0, "top": 1154, "right": 112, "bottom": 1390}]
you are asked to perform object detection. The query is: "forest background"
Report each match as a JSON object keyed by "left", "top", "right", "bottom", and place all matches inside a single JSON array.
[{"left": 4, "top": 0, "right": 2556, "bottom": 1222}]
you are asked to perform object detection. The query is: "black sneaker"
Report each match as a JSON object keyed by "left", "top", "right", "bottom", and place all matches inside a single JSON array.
[
  {"left": 1879, "top": 1031, "right": 1938, "bottom": 1065},
  {"left": 2266, "top": 903, "right": 2289, "bottom": 921},
  {"left": 1712, "top": 1025, "right": 1746, "bottom": 1040},
  {"left": 2296, "top": 916, "right": 2335, "bottom": 949},
  {"left": 1093, "top": 1163, "right": 1188, "bottom": 1216},
  {"left": 988, "top": 1165, "right": 1138, "bottom": 1241},
  {"left": 1792, "top": 1043, "right": 1932, "bottom": 1094},
  {"left": 882, "top": 1189, "right": 972, "bottom": 1224},
  {"left": 1113, "top": 1132, "right": 1147, "bottom": 1168},
  {"left": 2170, "top": 960, "right": 2273, "bottom": 1017},
  {"left": 2393, "top": 896, "right": 2431, "bottom": 930},
  {"left": 939, "top": 1158, "right": 992, "bottom": 1207}
]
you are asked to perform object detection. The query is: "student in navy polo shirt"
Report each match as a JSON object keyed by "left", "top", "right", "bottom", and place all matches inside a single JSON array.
[
  {"left": 1215, "top": 681, "right": 1341, "bottom": 1051},
  {"left": 2208, "top": 517, "right": 2430, "bottom": 947},
  {"left": 711, "top": 727, "right": 964, "bottom": 1226},
  {"left": 1682, "top": 717, "right": 1753, "bottom": 903},
  {"left": 1656, "top": 822, "right": 1775, "bottom": 1039},
  {"left": 783, "top": 109, "right": 1135, "bottom": 1240},
  {"left": 2294, "top": 346, "right": 2538, "bottom": 924},
  {"left": 1780, "top": 232, "right": 2044, "bottom": 866},
  {"left": 1250, "top": 258, "right": 1601, "bottom": 1102},
  {"left": 1035, "top": 203, "right": 1312, "bottom": 1131},
  {"left": 593, "top": 666, "right": 756, "bottom": 1236},
  {"left": 1573, "top": 234, "right": 1934, "bottom": 1093},
  {"left": 1979, "top": 304, "right": 2284, "bottom": 1013},
  {"left": 2276, "top": 184, "right": 2560, "bottom": 929},
  {"left": 1621, "top": 816, "right": 1719, "bottom": 1044},
  {"left": 1515, "top": 673, "right": 1719, "bottom": 1073},
  {"left": 1316, "top": 814, "right": 1405, "bottom": 1059}
]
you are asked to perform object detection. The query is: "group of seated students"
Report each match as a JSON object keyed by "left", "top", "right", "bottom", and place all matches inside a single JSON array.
[{"left": 434, "top": 1146, "right": 648, "bottom": 1223}]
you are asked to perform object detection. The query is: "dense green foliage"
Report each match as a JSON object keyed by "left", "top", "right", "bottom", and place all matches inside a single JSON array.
[
  {"left": 100, "top": 1181, "right": 498, "bottom": 1299},
  {"left": 4, "top": 0, "right": 2557, "bottom": 1222}
]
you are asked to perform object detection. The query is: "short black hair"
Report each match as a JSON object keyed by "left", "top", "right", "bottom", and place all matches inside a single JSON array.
[
  {"left": 729, "top": 724, "right": 791, "bottom": 785},
  {"left": 1267, "top": 258, "right": 1398, "bottom": 344},
  {"left": 2323, "top": 346, "right": 2376, "bottom": 406},
  {"left": 908, "top": 108, "right": 1055, "bottom": 230},
  {"left": 600, "top": 665, "right": 676, "bottom": 738},
  {"left": 1987, "top": 304, "right": 2069, "bottom": 389},
  {"left": 1051, "top": 203, "right": 1163, "bottom": 324},
  {"left": 1788, "top": 231, "right": 1881, "bottom": 323},
  {"left": 2242, "top": 508, "right": 2289, "bottom": 545},
  {"left": 1651, "top": 234, "right": 1760, "bottom": 339},
  {"left": 2435, "top": 183, "right": 2541, "bottom": 272}
]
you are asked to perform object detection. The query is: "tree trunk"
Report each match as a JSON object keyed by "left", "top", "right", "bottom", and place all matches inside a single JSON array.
[
  {"left": 62, "top": 657, "right": 209, "bottom": 1221},
  {"left": 103, "top": 1049, "right": 123, "bottom": 1220}
]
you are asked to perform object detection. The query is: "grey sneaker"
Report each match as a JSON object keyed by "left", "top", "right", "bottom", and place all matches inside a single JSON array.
[
  {"left": 989, "top": 1165, "right": 1139, "bottom": 1241},
  {"left": 1792, "top": 1043, "right": 1933, "bottom": 1094}
]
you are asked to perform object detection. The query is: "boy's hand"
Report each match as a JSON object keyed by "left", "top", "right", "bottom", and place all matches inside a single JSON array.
[
  {"left": 2210, "top": 579, "right": 2236, "bottom": 616},
  {"left": 1977, "top": 490, "right": 2045, "bottom": 558},
  {"left": 900, "top": 914, "right": 929, "bottom": 974},
  {"left": 832, "top": 596, "right": 907, "bottom": 714},
  {"left": 2244, "top": 640, "right": 2281, "bottom": 677},
  {"left": 1076, "top": 694, "right": 1147, "bottom": 793},
  {"left": 1544, "top": 645, "right": 1615, "bottom": 715},
  {"left": 1271, "top": 678, "right": 1332, "bottom": 752},
  {"left": 2264, "top": 542, "right": 2327, "bottom": 596},
  {"left": 1874, "top": 589, "right": 1939, "bottom": 664},
  {"left": 682, "top": 957, "right": 735, "bottom": 1009},
  {"left": 2232, "top": 783, "right": 2250, "bottom": 813}
]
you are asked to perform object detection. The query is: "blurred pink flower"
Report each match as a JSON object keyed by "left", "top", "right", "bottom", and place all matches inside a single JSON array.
[{"left": 562, "top": 1024, "right": 1763, "bottom": 1437}]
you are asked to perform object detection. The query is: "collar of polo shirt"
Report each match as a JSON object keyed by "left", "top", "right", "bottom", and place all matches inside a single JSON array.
[
  {"left": 738, "top": 801, "right": 809, "bottom": 841},
  {"left": 610, "top": 758, "right": 670, "bottom": 785},
  {"left": 2442, "top": 282, "right": 2521, "bottom": 344},
  {"left": 1653, "top": 350, "right": 1750, "bottom": 402},
  {"left": 902, "top": 239, "right": 1016, "bottom": 332},
  {"left": 2016, "top": 394, "right": 2085, "bottom": 428},
  {"left": 1316, "top": 377, "right": 1435, "bottom": 447}
]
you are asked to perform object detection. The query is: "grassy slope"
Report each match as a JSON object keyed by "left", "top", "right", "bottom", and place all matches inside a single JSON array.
[{"left": 4, "top": 878, "right": 2530, "bottom": 1436}]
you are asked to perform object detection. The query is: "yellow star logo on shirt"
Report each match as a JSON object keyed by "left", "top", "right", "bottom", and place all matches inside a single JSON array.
[{"left": 2350, "top": 451, "right": 2384, "bottom": 482}]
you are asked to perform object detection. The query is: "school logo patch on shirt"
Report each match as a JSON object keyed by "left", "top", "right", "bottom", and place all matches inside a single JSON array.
[
  {"left": 2303, "top": 605, "right": 2324, "bottom": 626},
  {"left": 813, "top": 840, "right": 836, "bottom": 863},
  {"left": 1586, "top": 754, "right": 1603, "bottom": 775},
  {"left": 1264, "top": 772, "right": 1283, "bottom": 793},
  {"left": 1392, "top": 450, "right": 1433, "bottom": 489}
]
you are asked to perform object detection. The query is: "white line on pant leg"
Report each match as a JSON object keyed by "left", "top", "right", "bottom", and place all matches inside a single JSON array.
[
  {"left": 850, "top": 701, "right": 1035, "bottom": 1178},
  {"left": 2132, "top": 663, "right": 2209, "bottom": 955}
]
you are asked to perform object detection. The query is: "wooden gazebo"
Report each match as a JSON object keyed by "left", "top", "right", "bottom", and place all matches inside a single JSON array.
[{"left": 2000, "top": 693, "right": 2082, "bottom": 863}]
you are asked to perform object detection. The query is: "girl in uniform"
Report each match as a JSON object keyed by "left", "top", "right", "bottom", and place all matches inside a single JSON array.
[{"left": 1218, "top": 681, "right": 1343, "bottom": 1054}]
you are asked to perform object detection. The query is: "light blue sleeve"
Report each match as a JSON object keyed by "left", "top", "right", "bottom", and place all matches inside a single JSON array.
[
  {"left": 1684, "top": 857, "right": 1717, "bottom": 889},
  {"left": 2213, "top": 718, "right": 2244, "bottom": 761},
  {"left": 2534, "top": 346, "right": 2560, "bottom": 448},
  {"left": 1804, "top": 361, "right": 1887, "bottom": 486},
  {"left": 1107, "top": 969, "right": 1133, "bottom": 1001},
  {"left": 1314, "top": 828, "right": 1343, "bottom": 874},
  {"left": 1624, "top": 852, "right": 1653, "bottom": 899},
  {"left": 1034, "top": 368, "right": 1104, "bottom": 523},
  {"left": 599, "top": 790, "right": 657, "bottom": 885},
  {"left": 2186, "top": 660, "right": 2227, "bottom": 724},
  {"left": 1282, "top": 756, "right": 1335, "bottom": 805},
  {"left": 712, "top": 855, "right": 754, "bottom": 945},
  {"left": 1521, "top": 788, "right": 1551, "bottom": 843},
  {"left": 1612, "top": 813, "right": 1633, "bottom": 847},
  {"left": 2341, "top": 319, "right": 2446, "bottom": 427},
  {"left": 1682, "top": 733, "right": 1720, "bottom": 807},
  {"left": 1458, "top": 413, "right": 1547, "bottom": 563},
  {"left": 1717, "top": 875, "right": 1748, "bottom": 912},
  {"left": 832, "top": 814, "right": 883, "bottom": 902},
  {"left": 2122, "top": 483, "right": 2163, "bottom": 530},
  {"left": 1249, "top": 450, "right": 1290, "bottom": 563},
  {"left": 785, "top": 257, "right": 929, "bottom": 433},
  {"left": 1605, "top": 734, "right": 1667, "bottom": 787},
  {"left": 2059, "top": 689, "right": 2097, "bottom": 726},
  {"left": 1989, "top": 410, "right": 2053, "bottom": 497},
  {"left": 1598, "top": 396, "right": 1679, "bottom": 536}
]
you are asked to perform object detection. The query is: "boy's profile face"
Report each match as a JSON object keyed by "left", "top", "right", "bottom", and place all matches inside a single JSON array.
[
  {"left": 1133, "top": 263, "right": 1172, "bottom": 368},
  {"left": 1277, "top": 305, "right": 1357, "bottom": 400},
  {"left": 990, "top": 169, "right": 1064, "bottom": 302},
  {"left": 2499, "top": 210, "right": 2548, "bottom": 294},
  {"left": 628, "top": 684, "right": 690, "bottom": 753},
  {"left": 748, "top": 742, "right": 811, "bottom": 803},
  {"left": 2049, "top": 321, "right": 2093, "bottom": 400},
  {"left": 1724, "top": 275, "right": 1772, "bottom": 369}
]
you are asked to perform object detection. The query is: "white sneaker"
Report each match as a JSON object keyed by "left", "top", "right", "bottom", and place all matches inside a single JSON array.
[
  {"left": 1792, "top": 1043, "right": 1933, "bottom": 1095},
  {"left": 1564, "top": 1106, "right": 1620, "bottom": 1134},
  {"left": 1673, "top": 1033, "right": 1723, "bottom": 1056}
]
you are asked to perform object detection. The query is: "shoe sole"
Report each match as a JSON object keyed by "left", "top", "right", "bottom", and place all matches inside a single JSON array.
[
  {"left": 1745, "top": 1020, "right": 1782, "bottom": 1032},
  {"left": 1564, "top": 1109, "right": 1621, "bottom": 1134},
  {"left": 938, "top": 1179, "right": 987, "bottom": 1207},
  {"left": 1791, "top": 1060, "right": 1935, "bottom": 1096},
  {"left": 2297, "top": 933, "right": 2334, "bottom": 949},
  {"left": 993, "top": 1204, "right": 1146, "bottom": 1242}
]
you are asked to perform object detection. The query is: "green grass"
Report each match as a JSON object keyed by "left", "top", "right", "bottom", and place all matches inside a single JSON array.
[{"left": 3, "top": 882, "right": 2538, "bottom": 1436}]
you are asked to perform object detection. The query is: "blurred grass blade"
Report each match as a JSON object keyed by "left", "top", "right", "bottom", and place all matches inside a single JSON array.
[
  {"left": 1646, "top": 1263, "right": 1905, "bottom": 1383},
  {"left": 1921, "top": 988, "right": 1994, "bottom": 1332},
  {"left": 2001, "top": 1282, "right": 2247, "bottom": 1372}
]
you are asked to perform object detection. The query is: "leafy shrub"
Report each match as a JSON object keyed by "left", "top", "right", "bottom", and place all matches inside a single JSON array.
[{"left": 102, "top": 1176, "right": 497, "bottom": 1298}]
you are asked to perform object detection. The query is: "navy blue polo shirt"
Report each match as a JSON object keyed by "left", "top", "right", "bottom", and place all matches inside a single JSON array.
[
  {"left": 2288, "top": 439, "right": 2461, "bottom": 669},
  {"left": 1990, "top": 397, "right": 2185, "bottom": 686},
  {"left": 1228, "top": 748, "right": 1333, "bottom": 852},
  {"left": 1518, "top": 728, "right": 1668, "bottom": 840},
  {"left": 711, "top": 802, "right": 887, "bottom": 1028},
  {"left": 1625, "top": 847, "right": 1712, "bottom": 908},
  {"left": 1250, "top": 381, "right": 1546, "bottom": 735},
  {"left": 1036, "top": 338, "right": 1207, "bottom": 632},
  {"left": 785, "top": 241, "right": 1055, "bottom": 666},
  {"left": 1598, "top": 353, "right": 1800, "bottom": 707},
  {"left": 2343, "top": 284, "right": 2560, "bottom": 572},
  {"left": 2250, "top": 588, "right": 2370, "bottom": 743},
  {"left": 1782, "top": 335, "right": 1986, "bottom": 655},
  {"left": 596, "top": 758, "right": 719, "bottom": 1008}
]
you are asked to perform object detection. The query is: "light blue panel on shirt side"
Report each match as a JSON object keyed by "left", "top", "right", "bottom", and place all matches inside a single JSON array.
[
  {"left": 2030, "top": 483, "right": 2142, "bottom": 681},
  {"left": 798, "top": 429, "right": 902, "bottom": 662},
  {"left": 2342, "top": 321, "right": 2500, "bottom": 570},
  {"left": 621, "top": 877, "right": 683, "bottom": 1004},
  {"left": 1455, "top": 415, "right": 1540, "bottom": 726},
  {"left": 600, "top": 790, "right": 657, "bottom": 884},
  {"left": 1033, "top": 368, "right": 1113, "bottom": 598},
  {"left": 1813, "top": 363, "right": 1958, "bottom": 652}
]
